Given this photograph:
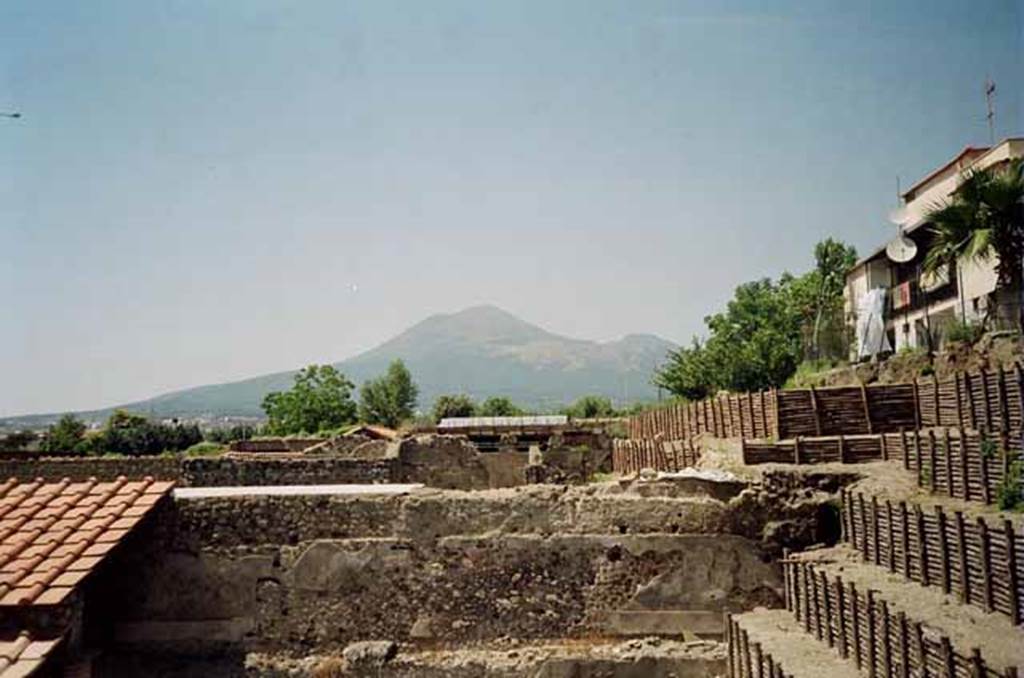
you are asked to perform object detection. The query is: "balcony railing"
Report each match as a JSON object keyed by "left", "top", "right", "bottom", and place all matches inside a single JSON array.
[{"left": 888, "top": 267, "right": 958, "bottom": 316}]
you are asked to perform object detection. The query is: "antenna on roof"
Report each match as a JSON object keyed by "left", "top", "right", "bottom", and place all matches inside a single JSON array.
[{"left": 984, "top": 77, "right": 997, "bottom": 145}]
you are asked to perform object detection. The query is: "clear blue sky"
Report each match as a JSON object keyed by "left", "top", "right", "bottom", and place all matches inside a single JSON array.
[{"left": 2, "top": 1, "right": 1022, "bottom": 416}]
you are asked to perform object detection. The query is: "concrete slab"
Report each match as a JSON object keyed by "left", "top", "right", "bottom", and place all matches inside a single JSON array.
[{"left": 173, "top": 484, "right": 423, "bottom": 499}]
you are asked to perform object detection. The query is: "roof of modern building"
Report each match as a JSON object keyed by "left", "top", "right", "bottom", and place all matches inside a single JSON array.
[
  {"left": 0, "top": 476, "right": 173, "bottom": 608},
  {"left": 900, "top": 145, "right": 990, "bottom": 201},
  {"left": 437, "top": 415, "right": 569, "bottom": 430},
  {"left": 850, "top": 137, "right": 1024, "bottom": 272},
  {"left": 0, "top": 631, "right": 62, "bottom": 678}
]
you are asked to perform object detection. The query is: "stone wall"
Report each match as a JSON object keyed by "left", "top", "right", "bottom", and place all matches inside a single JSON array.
[
  {"left": 0, "top": 456, "right": 182, "bottom": 482},
  {"left": 86, "top": 475, "right": 844, "bottom": 662},
  {"left": 0, "top": 455, "right": 396, "bottom": 486},
  {"left": 180, "top": 456, "right": 397, "bottom": 486}
]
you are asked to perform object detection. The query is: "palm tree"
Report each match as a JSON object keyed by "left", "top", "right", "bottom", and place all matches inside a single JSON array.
[{"left": 923, "top": 158, "right": 1024, "bottom": 331}]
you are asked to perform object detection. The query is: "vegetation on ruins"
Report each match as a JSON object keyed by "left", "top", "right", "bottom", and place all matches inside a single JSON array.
[
  {"left": 205, "top": 424, "right": 257, "bottom": 444},
  {"left": 655, "top": 239, "right": 856, "bottom": 399},
  {"left": 262, "top": 364, "right": 358, "bottom": 435},
  {"left": 924, "top": 158, "right": 1024, "bottom": 331},
  {"left": 358, "top": 359, "right": 419, "bottom": 428},
  {"left": 432, "top": 394, "right": 477, "bottom": 422}
]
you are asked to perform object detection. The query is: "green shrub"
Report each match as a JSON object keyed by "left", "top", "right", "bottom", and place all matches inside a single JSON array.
[
  {"left": 980, "top": 438, "right": 998, "bottom": 460},
  {"left": 183, "top": 441, "right": 226, "bottom": 457},
  {"left": 997, "top": 459, "right": 1023, "bottom": 511},
  {"left": 944, "top": 319, "right": 984, "bottom": 344}
]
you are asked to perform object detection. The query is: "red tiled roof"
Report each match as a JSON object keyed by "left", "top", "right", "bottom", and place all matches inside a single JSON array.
[
  {"left": 0, "top": 477, "right": 173, "bottom": 608},
  {"left": 0, "top": 631, "right": 62, "bottom": 677}
]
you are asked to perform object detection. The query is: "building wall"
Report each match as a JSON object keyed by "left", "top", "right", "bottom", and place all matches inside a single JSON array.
[{"left": 846, "top": 138, "right": 1022, "bottom": 358}]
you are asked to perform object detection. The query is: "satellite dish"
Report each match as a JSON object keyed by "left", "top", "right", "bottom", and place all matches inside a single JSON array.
[
  {"left": 885, "top": 233, "right": 917, "bottom": 263},
  {"left": 887, "top": 206, "right": 913, "bottom": 226}
]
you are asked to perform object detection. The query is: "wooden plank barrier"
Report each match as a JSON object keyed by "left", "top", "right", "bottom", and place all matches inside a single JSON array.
[
  {"left": 901, "top": 428, "right": 1023, "bottom": 507},
  {"left": 741, "top": 432, "right": 910, "bottom": 466},
  {"left": 628, "top": 363, "right": 1024, "bottom": 442},
  {"left": 783, "top": 558, "right": 1020, "bottom": 677},
  {"left": 611, "top": 438, "right": 702, "bottom": 475},
  {"left": 842, "top": 489, "right": 1024, "bottom": 627}
]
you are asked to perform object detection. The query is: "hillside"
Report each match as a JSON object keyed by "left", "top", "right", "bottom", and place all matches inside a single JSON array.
[{"left": 4, "top": 306, "right": 676, "bottom": 425}]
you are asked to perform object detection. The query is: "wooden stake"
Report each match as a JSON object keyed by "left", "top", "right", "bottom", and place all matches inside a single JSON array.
[
  {"left": 955, "top": 510, "right": 969, "bottom": 605},
  {"left": 935, "top": 506, "right": 950, "bottom": 594},
  {"left": 978, "top": 517, "right": 993, "bottom": 613},
  {"left": 1006, "top": 520, "right": 1020, "bottom": 626},
  {"left": 861, "top": 383, "right": 873, "bottom": 434}
]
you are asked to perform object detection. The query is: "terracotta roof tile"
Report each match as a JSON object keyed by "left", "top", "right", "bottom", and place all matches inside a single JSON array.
[
  {"left": 0, "top": 630, "right": 63, "bottom": 677},
  {"left": 0, "top": 477, "right": 172, "bottom": 609}
]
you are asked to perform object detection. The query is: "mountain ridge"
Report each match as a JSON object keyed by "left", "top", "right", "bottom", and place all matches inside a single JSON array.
[{"left": 2, "top": 305, "right": 675, "bottom": 425}]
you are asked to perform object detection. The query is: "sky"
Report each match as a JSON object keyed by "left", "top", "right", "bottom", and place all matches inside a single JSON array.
[{"left": 1, "top": 0, "right": 1022, "bottom": 416}]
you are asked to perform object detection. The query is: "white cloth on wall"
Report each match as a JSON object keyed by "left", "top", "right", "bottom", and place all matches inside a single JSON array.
[{"left": 856, "top": 287, "right": 891, "bottom": 359}]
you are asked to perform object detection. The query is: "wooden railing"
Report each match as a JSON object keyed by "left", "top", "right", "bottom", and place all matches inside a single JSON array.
[
  {"left": 841, "top": 489, "right": 1023, "bottom": 626},
  {"left": 611, "top": 438, "right": 700, "bottom": 475},
  {"left": 783, "top": 557, "right": 1019, "bottom": 678},
  {"left": 629, "top": 363, "right": 1024, "bottom": 444},
  {"left": 741, "top": 432, "right": 909, "bottom": 466}
]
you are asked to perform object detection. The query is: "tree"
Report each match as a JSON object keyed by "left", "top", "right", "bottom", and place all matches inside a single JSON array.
[
  {"left": 432, "top": 394, "right": 476, "bottom": 422},
  {"left": 807, "top": 239, "right": 858, "bottom": 359},
  {"left": 477, "top": 397, "right": 523, "bottom": 417},
  {"left": 924, "top": 158, "right": 1024, "bottom": 331},
  {"left": 0, "top": 430, "right": 37, "bottom": 453},
  {"left": 564, "top": 395, "right": 617, "bottom": 419},
  {"left": 41, "top": 414, "right": 88, "bottom": 455},
  {"left": 99, "top": 410, "right": 203, "bottom": 456},
  {"left": 262, "top": 364, "right": 358, "bottom": 435},
  {"left": 358, "top": 360, "right": 419, "bottom": 428},
  {"left": 655, "top": 239, "right": 857, "bottom": 399}
]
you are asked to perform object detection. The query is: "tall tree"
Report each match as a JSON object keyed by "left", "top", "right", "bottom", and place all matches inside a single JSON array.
[
  {"left": 432, "top": 394, "right": 476, "bottom": 422},
  {"left": 477, "top": 397, "right": 523, "bottom": 417},
  {"left": 359, "top": 360, "right": 419, "bottom": 428},
  {"left": 655, "top": 238, "right": 856, "bottom": 399},
  {"left": 807, "top": 238, "right": 858, "bottom": 359},
  {"left": 40, "top": 414, "right": 87, "bottom": 454},
  {"left": 262, "top": 364, "right": 357, "bottom": 435},
  {"left": 923, "top": 158, "right": 1024, "bottom": 331}
]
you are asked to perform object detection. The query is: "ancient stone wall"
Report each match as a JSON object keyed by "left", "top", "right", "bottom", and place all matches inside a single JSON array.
[
  {"left": 0, "top": 455, "right": 396, "bottom": 486},
  {"left": 88, "top": 477, "right": 842, "bottom": 661},
  {"left": 0, "top": 456, "right": 182, "bottom": 482}
]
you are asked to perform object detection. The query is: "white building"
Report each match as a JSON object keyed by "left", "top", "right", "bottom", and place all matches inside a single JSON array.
[{"left": 845, "top": 137, "right": 1024, "bottom": 357}]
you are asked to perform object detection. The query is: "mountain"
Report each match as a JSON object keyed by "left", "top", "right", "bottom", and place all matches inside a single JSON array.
[{"left": 3, "top": 306, "right": 676, "bottom": 425}]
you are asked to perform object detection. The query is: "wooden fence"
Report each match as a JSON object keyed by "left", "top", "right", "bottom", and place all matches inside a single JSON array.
[
  {"left": 630, "top": 363, "right": 1024, "bottom": 443},
  {"left": 628, "top": 384, "right": 917, "bottom": 441},
  {"left": 841, "top": 489, "right": 1023, "bottom": 626},
  {"left": 628, "top": 390, "right": 778, "bottom": 440},
  {"left": 725, "top": 615, "right": 789, "bottom": 678},
  {"left": 784, "top": 557, "right": 1020, "bottom": 678},
  {"left": 741, "top": 432, "right": 909, "bottom": 466},
  {"left": 611, "top": 438, "right": 701, "bottom": 475},
  {"left": 903, "top": 428, "right": 1023, "bottom": 506},
  {"left": 917, "top": 363, "right": 1024, "bottom": 432}
]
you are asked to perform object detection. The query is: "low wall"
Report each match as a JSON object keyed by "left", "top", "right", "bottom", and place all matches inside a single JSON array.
[
  {"left": 0, "top": 456, "right": 182, "bottom": 482},
  {"left": 98, "top": 485, "right": 787, "bottom": 658},
  {"left": 181, "top": 456, "right": 396, "bottom": 486},
  {"left": 0, "top": 455, "right": 396, "bottom": 486}
]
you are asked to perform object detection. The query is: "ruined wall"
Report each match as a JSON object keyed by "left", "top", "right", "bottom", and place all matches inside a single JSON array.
[
  {"left": 88, "top": 478, "right": 841, "bottom": 661},
  {"left": 0, "top": 456, "right": 182, "bottom": 482},
  {"left": 180, "top": 457, "right": 396, "bottom": 486},
  {"left": 0, "top": 435, "right": 609, "bottom": 491},
  {"left": 0, "top": 456, "right": 396, "bottom": 486}
]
